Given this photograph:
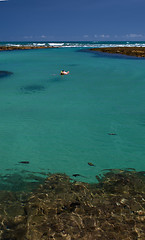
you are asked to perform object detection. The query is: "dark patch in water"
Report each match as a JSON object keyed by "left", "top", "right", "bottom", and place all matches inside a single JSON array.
[
  {"left": 19, "top": 161, "right": 30, "bottom": 164},
  {"left": 88, "top": 162, "right": 95, "bottom": 167},
  {"left": 67, "top": 64, "right": 78, "bottom": 67},
  {"left": 72, "top": 174, "right": 81, "bottom": 177},
  {"left": 50, "top": 77, "right": 61, "bottom": 82},
  {"left": 20, "top": 84, "right": 45, "bottom": 93},
  {"left": 108, "top": 133, "right": 117, "bottom": 135},
  {"left": 72, "top": 174, "right": 87, "bottom": 178},
  {"left": 48, "top": 76, "right": 67, "bottom": 84},
  {"left": 0, "top": 171, "right": 47, "bottom": 192},
  {"left": 0, "top": 71, "right": 13, "bottom": 78}
]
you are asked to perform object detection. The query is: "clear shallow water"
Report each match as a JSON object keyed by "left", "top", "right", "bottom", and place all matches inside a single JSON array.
[{"left": 0, "top": 43, "right": 145, "bottom": 185}]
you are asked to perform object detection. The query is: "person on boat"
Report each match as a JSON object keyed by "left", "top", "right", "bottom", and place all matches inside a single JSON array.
[{"left": 60, "top": 70, "right": 69, "bottom": 75}]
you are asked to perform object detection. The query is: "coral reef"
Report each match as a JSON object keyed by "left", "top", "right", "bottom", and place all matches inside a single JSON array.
[
  {"left": 1, "top": 170, "right": 145, "bottom": 239},
  {"left": 0, "top": 46, "right": 56, "bottom": 51},
  {"left": 90, "top": 47, "right": 145, "bottom": 58}
]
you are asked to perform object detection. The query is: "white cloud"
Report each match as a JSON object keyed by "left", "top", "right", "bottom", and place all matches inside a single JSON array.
[
  {"left": 41, "top": 35, "right": 47, "bottom": 39},
  {"left": 83, "top": 35, "right": 89, "bottom": 38},
  {"left": 24, "top": 36, "right": 33, "bottom": 39},
  {"left": 125, "top": 33, "right": 143, "bottom": 38},
  {"left": 94, "top": 34, "right": 111, "bottom": 39},
  {"left": 100, "top": 34, "right": 110, "bottom": 38}
]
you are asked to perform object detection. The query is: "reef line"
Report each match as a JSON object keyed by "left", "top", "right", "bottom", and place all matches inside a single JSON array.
[
  {"left": 0, "top": 45, "right": 57, "bottom": 51},
  {"left": 90, "top": 47, "right": 145, "bottom": 58}
]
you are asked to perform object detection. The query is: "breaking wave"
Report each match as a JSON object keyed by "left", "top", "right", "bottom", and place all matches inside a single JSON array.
[{"left": 1, "top": 41, "right": 145, "bottom": 49}]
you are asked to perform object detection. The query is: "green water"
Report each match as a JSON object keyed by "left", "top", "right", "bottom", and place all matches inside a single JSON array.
[{"left": 0, "top": 47, "right": 145, "bottom": 184}]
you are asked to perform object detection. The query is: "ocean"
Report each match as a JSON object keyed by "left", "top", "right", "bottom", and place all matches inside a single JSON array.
[{"left": 0, "top": 41, "right": 145, "bottom": 189}]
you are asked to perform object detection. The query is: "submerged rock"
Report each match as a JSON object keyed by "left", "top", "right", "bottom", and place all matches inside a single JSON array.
[
  {"left": 0, "top": 71, "right": 13, "bottom": 78},
  {"left": 88, "top": 162, "right": 95, "bottom": 166},
  {"left": 1, "top": 170, "right": 145, "bottom": 239},
  {"left": 20, "top": 84, "right": 45, "bottom": 94},
  {"left": 72, "top": 173, "right": 87, "bottom": 178},
  {"left": 18, "top": 161, "right": 30, "bottom": 164},
  {"left": 108, "top": 133, "right": 117, "bottom": 135}
]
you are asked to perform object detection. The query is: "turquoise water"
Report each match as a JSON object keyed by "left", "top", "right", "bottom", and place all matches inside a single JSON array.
[{"left": 0, "top": 44, "right": 145, "bottom": 184}]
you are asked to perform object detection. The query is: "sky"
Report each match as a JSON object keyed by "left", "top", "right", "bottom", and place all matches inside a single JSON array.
[{"left": 0, "top": 0, "right": 145, "bottom": 42}]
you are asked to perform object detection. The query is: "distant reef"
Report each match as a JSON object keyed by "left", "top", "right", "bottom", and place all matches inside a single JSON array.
[
  {"left": 90, "top": 47, "right": 145, "bottom": 58},
  {"left": 0, "top": 45, "right": 56, "bottom": 51}
]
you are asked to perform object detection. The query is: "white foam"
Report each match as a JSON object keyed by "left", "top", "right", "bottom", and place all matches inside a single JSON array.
[
  {"left": 33, "top": 43, "right": 46, "bottom": 46},
  {"left": 4, "top": 42, "right": 145, "bottom": 49},
  {"left": 6, "top": 44, "right": 22, "bottom": 47},
  {"left": 48, "top": 43, "right": 64, "bottom": 47}
]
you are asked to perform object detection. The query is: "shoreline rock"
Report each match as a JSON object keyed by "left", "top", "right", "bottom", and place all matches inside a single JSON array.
[
  {"left": 1, "top": 170, "right": 145, "bottom": 239},
  {"left": 90, "top": 47, "right": 145, "bottom": 58},
  {"left": 0, "top": 45, "right": 57, "bottom": 51}
]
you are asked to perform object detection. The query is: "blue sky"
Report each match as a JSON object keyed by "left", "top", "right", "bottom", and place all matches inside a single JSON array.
[{"left": 0, "top": 0, "right": 145, "bottom": 41}]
